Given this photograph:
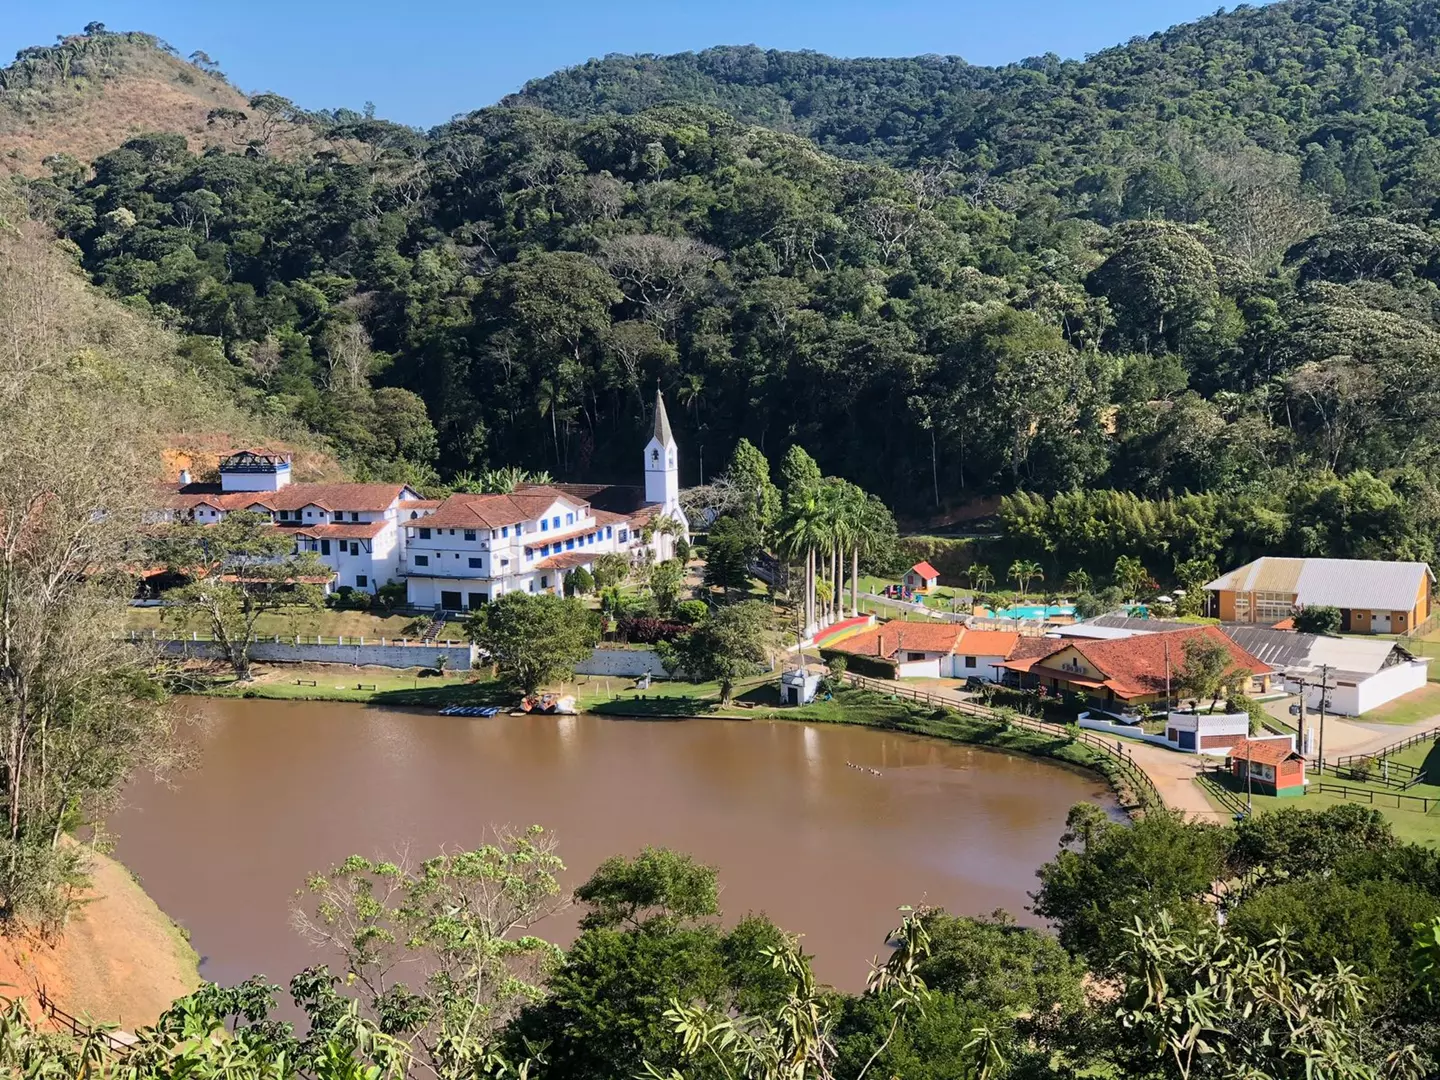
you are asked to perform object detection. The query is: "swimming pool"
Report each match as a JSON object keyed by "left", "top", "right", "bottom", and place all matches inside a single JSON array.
[{"left": 986, "top": 604, "right": 1076, "bottom": 621}]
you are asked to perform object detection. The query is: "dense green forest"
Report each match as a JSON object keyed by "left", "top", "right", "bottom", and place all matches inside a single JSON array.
[{"left": 15, "top": 7, "right": 1440, "bottom": 560}]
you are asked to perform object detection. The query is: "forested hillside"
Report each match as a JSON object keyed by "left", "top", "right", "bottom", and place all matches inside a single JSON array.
[
  {"left": 514, "top": 0, "right": 1440, "bottom": 211},
  {"left": 13, "top": 6, "right": 1440, "bottom": 565}
]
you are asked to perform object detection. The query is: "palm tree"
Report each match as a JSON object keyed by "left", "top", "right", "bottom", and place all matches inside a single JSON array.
[
  {"left": 1008, "top": 560, "right": 1043, "bottom": 597},
  {"left": 1114, "top": 555, "right": 1148, "bottom": 603},
  {"left": 969, "top": 564, "right": 995, "bottom": 593},
  {"left": 779, "top": 489, "right": 827, "bottom": 634},
  {"left": 1064, "top": 568, "right": 1093, "bottom": 596},
  {"left": 676, "top": 372, "right": 706, "bottom": 423},
  {"left": 843, "top": 485, "right": 876, "bottom": 618}
]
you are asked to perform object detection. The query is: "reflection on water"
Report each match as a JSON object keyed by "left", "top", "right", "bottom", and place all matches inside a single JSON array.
[{"left": 110, "top": 698, "right": 1114, "bottom": 991}]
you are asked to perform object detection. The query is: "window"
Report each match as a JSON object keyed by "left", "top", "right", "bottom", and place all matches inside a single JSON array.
[
  {"left": 350, "top": 542, "right": 360, "bottom": 555},
  {"left": 501, "top": 526, "right": 508, "bottom": 537},
  {"left": 449, "top": 529, "right": 455, "bottom": 535},
  {"left": 566, "top": 539, "right": 575, "bottom": 550},
  {"left": 540, "top": 519, "right": 548, "bottom": 532},
  {"left": 1254, "top": 591, "right": 1295, "bottom": 622},
  {"left": 419, "top": 527, "right": 431, "bottom": 539},
  {"left": 552, "top": 516, "right": 560, "bottom": 528},
  {"left": 527, "top": 579, "right": 535, "bottom": 593},
  {"left": 356, "top": 575, "right": 368, "bottom": 588},
  {"left": 320, "top": 539, "right": 331, "bottom": 556},
  {"left": 515, "top": 523, "right": 523, "bottom": 536},
  {"left": 606, "top": 526, "right": 612, "bottom": 538},
  {"left": 618, "top": 529, "right": 628, "bottom": 542},
  {"left": 540, "top": 576, "right": 549, "bottom": 589},
  {"left": 524, "top": 547, "right": 533, "bottom": 559},
  {"left": 964, "top": 656, "right": 977, "bottom": 668},
  {"left": 565, "top": 512, "right": 574, "bottom": 524},
  {"left": 306, "top": 510, "right": 314, "bottom": 518},
  {"left": 905, "top": 652, "right": 926, "bottom": 662},
  {"left": 464, "top": 530, "right": 476, "bottom": 541},
  {"left": 414, "top": 555, "right": 429, "bottom": 567},
  {"left": 500, "top": 558, "right": 509, "bottom": 567},
  {"left": 469, "top": 557, "right": 482, "bottom": 569},
  {"left": 351, "top": 512, "right": 360, "bottom": 522},
  {"left": 410, "top": 511, "right": 419, "bottom": 519}
]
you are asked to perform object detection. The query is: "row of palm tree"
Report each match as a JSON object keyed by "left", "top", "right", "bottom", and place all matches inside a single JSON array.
[{"left": 777, "top": 478, "right": 887, "bottom": 633}]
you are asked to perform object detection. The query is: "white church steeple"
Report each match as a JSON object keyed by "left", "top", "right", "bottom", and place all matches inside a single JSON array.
[{"left": 644, "top": 387, "right": 679, "bottom": 510}]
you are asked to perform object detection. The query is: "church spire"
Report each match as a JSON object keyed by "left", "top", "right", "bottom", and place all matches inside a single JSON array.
[{"left": 653, "top": 386, "right": 675, "bottom": 445}]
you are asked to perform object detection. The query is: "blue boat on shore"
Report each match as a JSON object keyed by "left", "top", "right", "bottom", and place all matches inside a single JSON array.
[{"left": 439, "top": 705, "right": 501, "bottom": 717}]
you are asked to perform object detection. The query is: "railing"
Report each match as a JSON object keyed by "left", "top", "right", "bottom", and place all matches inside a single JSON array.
[
  {"left": 1314, "top": 759, "right": 1422, "bottom": 790},
  {"left": 1335, "top": 726, "right": 1440, "bottom": 768},
  {"left": 842, "top": 672, "right": 1163, "bottom": 811},
  {"left": 36, "top": 987, "right": 133, "bottom": 1052},
  {"left": 1310, "top": 780, "right": 1439, "bottom": 813}
]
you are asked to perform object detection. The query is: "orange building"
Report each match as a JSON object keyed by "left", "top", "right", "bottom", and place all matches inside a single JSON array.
[{"left": 1204, "top": 557, "right": 1433, "bottom": 635}]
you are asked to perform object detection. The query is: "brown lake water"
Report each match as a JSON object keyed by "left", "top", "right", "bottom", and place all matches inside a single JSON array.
[{"left": 109, "top": 698, "right": 1114, "bottom": 991}]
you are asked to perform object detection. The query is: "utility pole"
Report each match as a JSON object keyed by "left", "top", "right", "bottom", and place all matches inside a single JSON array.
[
  {"left": 1290, "top": 664, "right": 1336, "bottom": 769},
  {"left": 1164, "top": 639, "right": 1172, "bottom": 710},
  {"left": 1318, "top": 662, "right": 1331, "bottom": 770}
]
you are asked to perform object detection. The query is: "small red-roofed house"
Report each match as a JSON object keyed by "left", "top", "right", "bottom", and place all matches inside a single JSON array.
[
  {"left": 904, "top": 561, "right": 941, "bottom": 592},
  {"left": 1227, "top": 737, "right": 1307, "bottom": 796}
]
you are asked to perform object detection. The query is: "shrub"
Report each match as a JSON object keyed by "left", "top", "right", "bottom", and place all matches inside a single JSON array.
[
  {"left": 674, "top": 599, "right": 709, "bottom": 624},
  {"left": 617, "top": 616, "right": 690, "bottom": 644},
  {"left": 327, "top": 586, "right": 371, "bottom": 612}
]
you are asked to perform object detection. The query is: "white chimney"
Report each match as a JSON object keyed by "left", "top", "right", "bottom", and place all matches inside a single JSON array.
[{"left": 179, "top": 468, "right": 192, "bottom": 486}]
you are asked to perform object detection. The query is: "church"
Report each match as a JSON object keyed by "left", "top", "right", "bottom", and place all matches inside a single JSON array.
[{"left": 402, "top": 390, "right": 690, "bottom": 612}]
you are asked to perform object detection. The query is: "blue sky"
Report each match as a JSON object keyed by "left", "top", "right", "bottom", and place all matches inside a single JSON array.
[{"left": 3, "top": 1, "right": 1257, "bottom": 128}]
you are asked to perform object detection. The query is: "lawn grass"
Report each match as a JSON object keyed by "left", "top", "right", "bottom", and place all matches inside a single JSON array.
[
  {"left": 1360, "top": 683, "right": 1440, "bottom": 725},
  {"left": 127, "top": 605, "right": 424, "bottom": 640},
  {"left": 1197, "top": 769, "right": 1440, "bottom": 847}
]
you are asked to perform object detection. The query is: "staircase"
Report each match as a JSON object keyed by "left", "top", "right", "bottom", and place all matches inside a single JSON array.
[{"left": 419, "top": 614, "right": 447, "bottom": 643}]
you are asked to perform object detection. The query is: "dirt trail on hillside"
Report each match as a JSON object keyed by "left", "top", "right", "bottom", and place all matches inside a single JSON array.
[{"left": 0, "top": 846, "right": 199, "bottom": 1032}]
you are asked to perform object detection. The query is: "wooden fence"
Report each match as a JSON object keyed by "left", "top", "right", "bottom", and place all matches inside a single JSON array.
[
  {"left": 1336, "top": 726, "right": 1440, "bottom": 769},
  {"left": 1309, "top": 780, "right": 1440, "bottom": 813},
  {"left": 843, "top": 672, "right": 1163, "bottom": 811},
  {"left": 36, "top": 987, "right": 133, "bottom": 1052}
]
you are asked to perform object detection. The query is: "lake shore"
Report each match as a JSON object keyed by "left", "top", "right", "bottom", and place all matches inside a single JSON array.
[
  {"left": 0, "top": 844, "right": 200, "bottom": 1032},
  {"left": 180, "top": 661, "right": 1141, "bottom": 808}
]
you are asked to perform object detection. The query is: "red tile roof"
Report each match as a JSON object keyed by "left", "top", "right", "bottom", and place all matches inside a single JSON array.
[
  {"left": 955, "top": 630, "right": 1021, "bottom": 655},
  {"left": 417, "top": 488, "right": 577, "bottom": 530},
  {"left": 832, "top": 622, "right": 965, "bottom": 660},
  {"left": 1227, "top": 738, "right": 1302, "bottom": 766},
  {"left": 171, "top": 483, "right": 416, "bottom": 513},
  {"left": 1001, "top": 636, "right": 1069, "bottom": 672},
  {"left": 1014, "top": 626, "right": 1273, "bottom": 701},
  {"left": 533, "top": 552, "right": 596, "bottom": 571},
  {"left": 910, "top": 561, "right": 940, "bottom": 580},
  {"left": 291, "top": 521, "right": 388, "bottom": 540}
]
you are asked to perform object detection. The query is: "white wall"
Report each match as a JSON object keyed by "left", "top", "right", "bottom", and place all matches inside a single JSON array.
[
  {"left": 895, "top": 657, "right": 942, "bottom": 679},
  {"left": 1354, "top": 661, "right": 1429, "bottom": 715},
  {"left": 947, "top": 653, "right": 1009, "bottom": 680},
  {"left": 574, "top": 648, "right": 673, "bottom": 678}
]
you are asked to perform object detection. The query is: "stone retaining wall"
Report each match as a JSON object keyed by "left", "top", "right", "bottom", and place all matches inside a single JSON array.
[{"left": 151, "top": 636, "right": 476, "bottom": 671}]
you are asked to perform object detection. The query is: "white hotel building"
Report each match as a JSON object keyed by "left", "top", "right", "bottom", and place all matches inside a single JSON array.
[
  {"left": 166, "top": 451, "right": 437, "bottom": 593},
  {"left": 163, "top": 391, "right": 690, "bottom": 609},
  {"left": 402, "top": 390, "right": 689, "bottom": 611}
]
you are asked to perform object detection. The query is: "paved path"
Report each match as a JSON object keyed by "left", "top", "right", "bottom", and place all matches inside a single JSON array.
[{"left": 1119, "top": 740, "right": 1232, "bottom": 822}]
